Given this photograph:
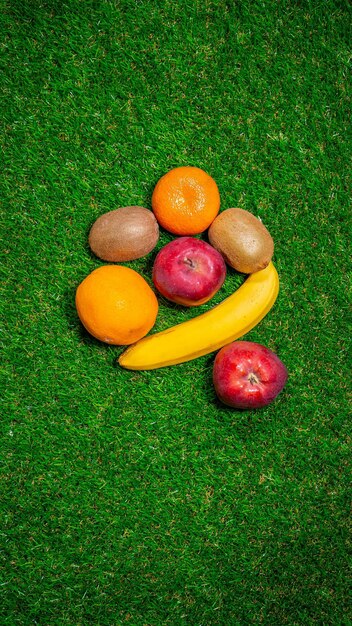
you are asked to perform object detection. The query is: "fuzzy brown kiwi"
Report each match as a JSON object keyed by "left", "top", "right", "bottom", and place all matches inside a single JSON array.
[
  {"left": 89, "top": 206, "right": 159, "bottom": 262},
  {"left": 208, "top": 208, "right": 274, "bottom": 274}
]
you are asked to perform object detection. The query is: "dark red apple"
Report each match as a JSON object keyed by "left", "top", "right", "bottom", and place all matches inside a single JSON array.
[
  {"left": 213, "top": 341, "right": 288, "bottom": 409},
  {"left": 152, "top": 237, "right": 226, "bottom": 306}
]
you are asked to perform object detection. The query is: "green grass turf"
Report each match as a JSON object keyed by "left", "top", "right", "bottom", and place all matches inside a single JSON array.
[{"left": 1, "top": 0, "right": 351, "bottom": 623}]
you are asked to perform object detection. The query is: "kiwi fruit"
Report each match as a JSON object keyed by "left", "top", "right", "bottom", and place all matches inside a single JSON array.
[
  {"left": 208, "top": 207, "right": 274, "bottom": 274},
  {"left": 89, "top": 206, "right": 159, "bottom": 262}
]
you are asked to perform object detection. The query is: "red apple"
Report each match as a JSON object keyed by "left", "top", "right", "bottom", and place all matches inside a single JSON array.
[
  {"left": 152, "top": 237, "right": 227, "bottom": 306},
  {"left": 213, "top": 341, "right": 288, "bottom": 409}
]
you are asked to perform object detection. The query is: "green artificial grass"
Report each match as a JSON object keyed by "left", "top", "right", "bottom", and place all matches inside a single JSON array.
[{"left": 1, "top": 0, "right": 351, "bottom": 624}]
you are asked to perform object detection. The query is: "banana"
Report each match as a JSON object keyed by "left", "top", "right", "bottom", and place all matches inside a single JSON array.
[{"left": 118, "top": 262, "right": 279, "bottom": 370}]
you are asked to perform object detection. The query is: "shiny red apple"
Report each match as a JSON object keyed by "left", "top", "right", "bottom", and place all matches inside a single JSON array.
[
  {"left": 213, "top": 341, "right": 288, "bottom": 409},
  {"left": 152, "top": 237, "right": 226, "bottom": 306}
]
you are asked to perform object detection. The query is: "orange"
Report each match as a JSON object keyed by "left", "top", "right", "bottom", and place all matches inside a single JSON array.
[
  {"left": 151, "top": 166, "right": 220, "bottom": 235},
  {"left": 75, "top": 265, "right": 158, "bottom": 345}
]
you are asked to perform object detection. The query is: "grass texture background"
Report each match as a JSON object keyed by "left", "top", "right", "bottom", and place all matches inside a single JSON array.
[{"left": 1, "top": 0, "right": 351, "bottom": 624}]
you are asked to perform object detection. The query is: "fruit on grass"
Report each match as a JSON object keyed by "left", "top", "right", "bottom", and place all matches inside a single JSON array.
[
  {"left": 213, "top": 341, "right": 288, "bottom": 409},
  {"left": 151, "top": 166, "right": 220, "bottom": 235},
  {"left": 152, "top": 237, "right": 226, "bottom": 307},
  {"left": 88, "top": 206, "right": 159, "bottom": 262},
  {"left": 119, "top": 262, "right": 279, "bottom": 370},
  {"left": 75, "top": 265, "right": 158, "bottom": 345},
  {"left": 208, "top": 207, "right": 274, "bottom": 274}
]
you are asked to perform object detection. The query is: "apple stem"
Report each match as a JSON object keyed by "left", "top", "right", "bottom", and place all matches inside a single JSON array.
[{"left": 248, "top": 372, "right": 259, "bottom": 385}]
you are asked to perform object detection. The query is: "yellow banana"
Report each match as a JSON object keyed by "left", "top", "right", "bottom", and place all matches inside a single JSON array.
[{"left": 118, "top": 261, "right": 279, "bottom": 370}]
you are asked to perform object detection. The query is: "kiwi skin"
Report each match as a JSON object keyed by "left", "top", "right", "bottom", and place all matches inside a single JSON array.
[
  {"left": 208, "top": 207, "right": 274, "bottom": 274},
  {"left": 89, "top": 206, "right": 159, "bottom": 262}
]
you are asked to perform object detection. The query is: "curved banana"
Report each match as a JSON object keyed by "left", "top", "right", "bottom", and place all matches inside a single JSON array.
[{"left": 118, "top": 262, "right": 279, "bottom": 370}]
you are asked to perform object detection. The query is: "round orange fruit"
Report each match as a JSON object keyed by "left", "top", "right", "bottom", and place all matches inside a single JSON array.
[
  {"left": 151, "top": 166, "right": 220, "bottom": 235},
  {"left": 75, "top": 265, "right": 158, "bottom": 345}
]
